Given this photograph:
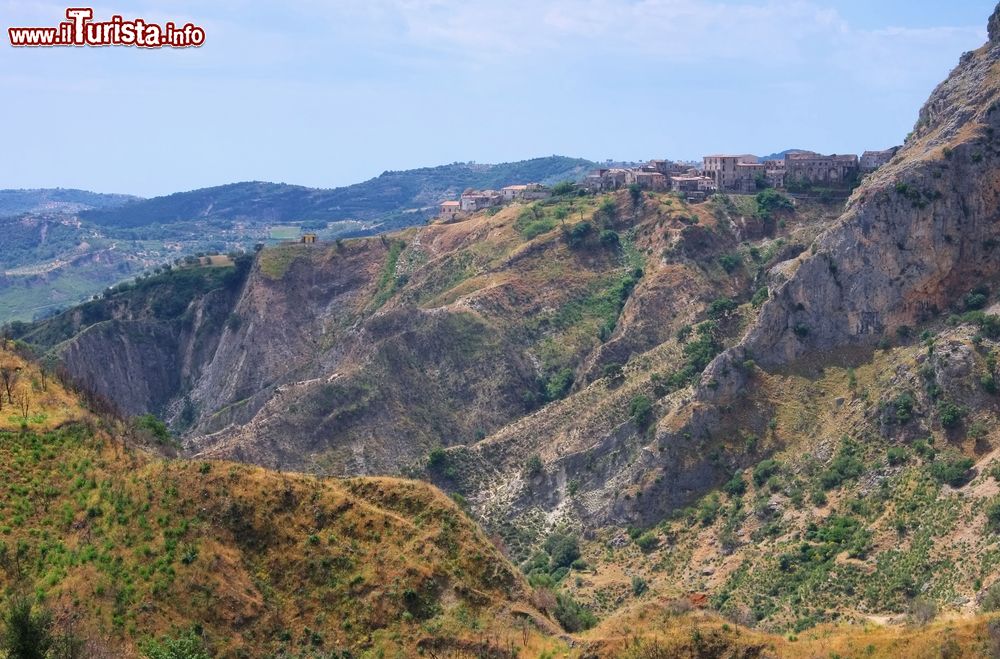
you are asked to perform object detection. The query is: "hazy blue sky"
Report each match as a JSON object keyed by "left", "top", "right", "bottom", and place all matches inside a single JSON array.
[{"left": 0, "top": 1, "right": 994, "bottom": 197}]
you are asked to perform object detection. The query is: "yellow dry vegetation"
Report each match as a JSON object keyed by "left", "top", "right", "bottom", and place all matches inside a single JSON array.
[
  {"left": 0, "top": 342, "right": 86, "bottom": 431},
  {"left": 0, "top": 343, "right": 563, "bottom": 657}
]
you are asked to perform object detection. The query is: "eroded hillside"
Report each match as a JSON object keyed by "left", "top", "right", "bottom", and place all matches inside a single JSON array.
[
  {"left": 4, "top": 342, "right": 1000, "bottom": 657},
  {"left": 16, "top": 179, "right": 845, "bottom": 479},
  {"left": 0, "top": 343, "right": 566, "bottom": 657},
  {"left": 9, "top": 4, "right": 1000, "bottom": 649}
]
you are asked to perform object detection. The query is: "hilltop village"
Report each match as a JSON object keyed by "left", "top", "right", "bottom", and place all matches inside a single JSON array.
[{"left": 437, "top": 147, "right": 899, "bottom": 220}]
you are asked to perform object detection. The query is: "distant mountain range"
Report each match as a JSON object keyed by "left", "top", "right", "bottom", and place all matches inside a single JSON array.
[
  {"left": 0, "top": 188, "right": 138, "bottom": 216},
  {"left": 0, "top": 155, "right": 596, "bottom": 323},
  {"left": 80, "top": 156, "right": 595, "bottom": 229}
]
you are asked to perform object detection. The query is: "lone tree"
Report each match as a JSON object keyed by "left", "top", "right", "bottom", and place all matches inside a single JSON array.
[
  {"left": 0, "top": 363, "right": 21, "bottom": 405},
  {"left": 39, "top": 354, "right": 59, "bottom": 393},
  {"left": 628, "top": 183, "right": 643, "bottom": 210},
  {"left": 15, "top": 385, "right": 30, "bottom": 423},
  {"left": 2, "top": 597, "right": 53, "bottom": 659}
]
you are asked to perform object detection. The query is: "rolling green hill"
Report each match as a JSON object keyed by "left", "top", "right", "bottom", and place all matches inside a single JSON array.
[
  {"left": 81, "top": 156, "right": 594, "bottom": 229},
  {"left": 0, "top": 188, "right": 138, "bottom": 216},
  {"left": 0, "top": 156, "right": 595, "bottom": 323}
]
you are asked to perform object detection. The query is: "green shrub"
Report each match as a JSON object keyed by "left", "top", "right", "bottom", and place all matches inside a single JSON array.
[
  {"left": 141, "top": 631, "right": 210, "bottom": 659},
  {"left": 544, "top": 531, "right": 580, "bottom": 570},
  {"left": 629, "top": 395, "right": 653, "bottom": 428},
  {"left": 552, "top": 181, "right": 576, "bottom": 195},
  {"left": 808, "top": 515, "right": 872, "bottom": 559},
  {"left": 986, "top": 499, "right": 1000, "bottom": 535},
  {"left": 515, "top": 207, "right": 557, "bottom": 239},
  {"left": 980, "top": 580, "right": 1000, "bottom": 611},
  {"left": 631, "top": 576, "right": 648, "bottom": 597},
  {"left": 553, "top": 592, "right": 596, "bottom": 632},
  {"left": 564, "top": 221, "right": 593, "bottom": 248},
  {"left": 888, "top": 392, "right": 916, "bottom": 424},
  {"left": 426, "top": 447, "right": 457, "bottom": 479},
  {"left": 697, "top": 493, "right": 722, "bottom": 525},
  {"left": 937, "top": 400, "right": 965, "bottom": 428},
  {"left": 753, "top": 459, "right": 780, "bottom": 487},
  {"left": 965, "top": 292, "right": 988, "bottom": 310},
  {"left": 964, "top": 285, "right": 989, "bottom": 310},
  {"left": 707, "top": 297, "right": 737, "bottom": 319},
  {"left": 929, "top": 452, "right": 974, "bottom": 487},
  {"left": 634, "top": 531, "right": 659, "bottom": 552},
  {"left": 628, "top": 184, "right": 643, "bottom": 209},
  {"left": 722, "top": 474, "right": 746, "bottom": 497},
  {"left": 751, "top": 287, "right": 769, "bottom": 308},
  {"left": 819, "top": 439, "right": 864, "bottom": 490},
  {"left": 659, "top": 322, "right": 723, "bottom": 390},
  {"left": 913, "top": 438, "right": 936, "bottom": 460},
  {"left": 598, "top": 198, "right": 617, "bottom": 220},
  {"left": 602, "top": 362, "right": 624, "bottom": 382},
  {"left": 755, "top": 189, "right": 794, "bottom": 217},
  {"left": 718, "top": 253, "right": 742, "bottom": 273},
  {"left": 2, "top": 598, "right": 52, "bottom": 659},
  {"left": 599, "top": 229, "right": 620, "bottom": 248},
  {"left": 525, "top": 454, "right": 544, "bottom": 477},
  {"left": 887, "top": 447, "right": 908, "bottom": 466},
  {"left": 135, "top": 414, "right": 171, "bottom": 444},
  {"left": 545, "top": 368, "right": 574, "bottom": 401}
]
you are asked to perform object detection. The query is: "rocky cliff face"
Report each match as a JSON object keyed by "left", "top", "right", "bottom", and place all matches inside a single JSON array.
[
  {"left": 640, "top": 9, "right": 1000, "bottom": 521},
  {"left": 32, "top": 8, "right": 999, "bottom": 541},
  {"left": 35, "top": 180, "right": 819, "bottom": 480},
  {"left": 727, "top": 21, "right": 1000, "bottom": 375},
  {"left": 442, "top": 10, "right": 1000, "bottom": 537},
  {"left": 53, "top": 274, "right": 243, "bottom": 417}
]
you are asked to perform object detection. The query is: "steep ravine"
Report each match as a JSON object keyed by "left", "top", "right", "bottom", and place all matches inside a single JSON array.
[{"left": 451, "top": 11, "right": 1000, "bottom": 536}]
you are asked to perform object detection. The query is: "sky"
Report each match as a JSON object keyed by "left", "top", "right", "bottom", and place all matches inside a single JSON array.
[{"left": 0, "top": 0, "right": 994, "bottom": 197}]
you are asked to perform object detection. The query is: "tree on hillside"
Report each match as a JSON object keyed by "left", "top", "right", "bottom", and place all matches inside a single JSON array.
[
  {"left": 39, "top": 354, "right": 59, "bottom": 393},
  {"left": 2, "top": 597, "right": 53, "bottom": 659},
  {"left": 0, "top": 362, "right": 20, "bottom": 405},
  {"left": 15, "top": 385, "right": 30, "bottom": 423},
  {"left": 628, "top": 183, "right": 643, "bottom": 210}
]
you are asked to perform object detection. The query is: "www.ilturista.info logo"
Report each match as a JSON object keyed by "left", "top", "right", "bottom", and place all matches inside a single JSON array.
[{"left": 8, "top": 8, "right": 205, "bottom": 48}]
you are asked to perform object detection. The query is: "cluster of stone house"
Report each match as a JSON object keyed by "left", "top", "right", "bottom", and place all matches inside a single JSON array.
[
  {"left": 436, "top": 146, "right": 902, "bottom": 220},
  {"left": 438, "top": 183, "right": 551, "bottom": 220},
  {"left": 583, "top": 147, "right": 899, "bottom": 201},
  {"left": 585, "top": 158, "right": 716, "bottom": 201}
]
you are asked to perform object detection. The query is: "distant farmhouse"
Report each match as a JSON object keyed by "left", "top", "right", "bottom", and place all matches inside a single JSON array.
[
  {"left": 459, "top": 189, "right": 502, "bottom": 212},
  {"left": 434, "top": 182, "right": 552, "bottom": 222},
  {"left": 583, "top": 168, "right": 629, "bottom": 191},
  {"left": 438, "top": 200, "right": 461, "bottom": 221},
  {"left": 501, "top": 183, "right": 551, "bottom": 202}
]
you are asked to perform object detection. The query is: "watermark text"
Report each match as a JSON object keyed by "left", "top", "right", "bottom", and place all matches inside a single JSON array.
[{"left": 9, "top": 8, "right": 205, "bottom": 48}]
